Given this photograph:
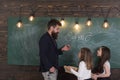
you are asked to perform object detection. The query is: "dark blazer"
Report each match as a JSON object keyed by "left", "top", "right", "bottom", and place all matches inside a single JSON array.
[{"left": 39, "top": 32, "right": 63, "bottom": 72}]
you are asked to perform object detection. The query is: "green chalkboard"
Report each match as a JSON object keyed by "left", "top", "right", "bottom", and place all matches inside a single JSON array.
[{"left": 8, "top": 17, "right": 120, "bottom": 68}]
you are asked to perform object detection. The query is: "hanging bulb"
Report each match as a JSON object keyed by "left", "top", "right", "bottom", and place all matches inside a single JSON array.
[
  {"left": 17, "top": 7, "right": 23, "bottom": 28},
  {"left": 16, "top": 20, "right": 23, "bottom": 28},
  {"left": 29, "top": 14, "right": 35, "bottom": 21},
  {"left": 60, "top": 18, "right": 65, "bottom": 26},
  {"left": 74, "top": 22, "right": 80, "bottom": 30},
  {"left": 103, "top": 19, "right": 109, "bottom": 28},
  {"left": 86, "top": 18, "right": 92, "bottom": 27}
]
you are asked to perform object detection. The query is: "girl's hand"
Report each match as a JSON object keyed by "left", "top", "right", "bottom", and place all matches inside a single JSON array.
[
  {"left": 92, "top": 74, "right": 98, "bottom": 80},
  {"left": 64, "top": 66, "right": 71, "bottom": 71}
]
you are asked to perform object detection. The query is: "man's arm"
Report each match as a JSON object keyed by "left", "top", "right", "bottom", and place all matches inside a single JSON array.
[
  {"left": 39, "top": 37, "right": 52, "bottom": 71},
  {"left": 58, "top": 44, "right": 70, "bottom": 55},
  {"left": 58, "top": 48, "right": 63, "bottom": 55}
]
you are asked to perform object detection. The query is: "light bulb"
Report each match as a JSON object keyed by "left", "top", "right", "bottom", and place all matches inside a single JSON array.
[
  {"left": 60, "top": 19, "right": 65, "bottom": 26},
  {"left": 29, "top": 14, "right": 35, "bottom": 21},
  {"left": 74, "top": 22, "right": 80, "bottom": 30},
  {"left": 86, "top": 18, "right": 92, "bottom": 27},
  {"left": 29, "top": 15, "right": 34, "bottom": 21},
  {"left": 103, "top": 20, "right": 109, "bottom": 28},
  {"left": 16, "top": 20, "right": 22, "bottom": 28}
]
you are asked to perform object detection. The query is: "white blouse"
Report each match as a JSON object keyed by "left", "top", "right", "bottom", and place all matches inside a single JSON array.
[
  {"left": 70, "top": 61, "right": 91, "bottom": 80},
  {"left": 103, "top": 61, "right": 111, "bottom": 75}
]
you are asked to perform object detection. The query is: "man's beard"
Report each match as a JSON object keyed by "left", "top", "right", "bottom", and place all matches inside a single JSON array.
[{"left": 51, "top": 32, "right": 59, "bottom": 40}]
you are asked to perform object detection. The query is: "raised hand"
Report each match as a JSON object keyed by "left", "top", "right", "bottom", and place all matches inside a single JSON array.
[{"left": 61, "top": 44, "right": 71, "bottom": 51}]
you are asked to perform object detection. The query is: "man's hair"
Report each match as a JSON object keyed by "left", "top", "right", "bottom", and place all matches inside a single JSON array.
[{"left": 47, "top": 19, "right": 61, "bottom": 29}]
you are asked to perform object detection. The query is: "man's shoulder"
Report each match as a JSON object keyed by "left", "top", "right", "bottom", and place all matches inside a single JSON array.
[
  {"left": 41, "top": 32, "right": 48, "bottom": 38},
  {"left": 40, "top": 32, "right": 50, "bottom": 41}
]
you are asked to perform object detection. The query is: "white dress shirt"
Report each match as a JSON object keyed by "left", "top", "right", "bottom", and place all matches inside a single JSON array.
[{"left": 70, "top": 61, "right": 91, "bottom": 80}]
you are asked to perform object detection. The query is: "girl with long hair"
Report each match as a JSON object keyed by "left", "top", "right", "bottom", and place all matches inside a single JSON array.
[
  {"left": 66, "top": 47, "right": 93, "bottom": 80},
  {"left": 92, "top": 46, "right": 111, "bottom": 80}
]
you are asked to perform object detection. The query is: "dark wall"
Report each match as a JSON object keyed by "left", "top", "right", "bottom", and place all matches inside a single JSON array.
[{"left": 0, "top": 0, "right": 120, "bottom": 80}]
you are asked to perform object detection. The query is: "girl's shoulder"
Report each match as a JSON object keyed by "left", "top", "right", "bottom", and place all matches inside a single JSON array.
[
  {"left": 104, "top": 61, "right": 110, "bottom": 68},
  {"left": 104, "top": 61, "right": 110, "bottom": 65},
  {"left": 79, "top": 61, "right": 86, "bottom": 65}
]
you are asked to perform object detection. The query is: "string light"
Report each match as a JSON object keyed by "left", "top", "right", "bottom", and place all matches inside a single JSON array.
[
  {"left": 28, "top": 7, "right": 39, "bottom": 22},
  {"left": 74, "top": 22, "right": 80, "bottom": 30},
  {"left": 16, "top": 20, "right": 23, "bottom": 28},
  {"left": 86, "top": 18, "right": 92, "bottom": 27},
  {"left": 16, "top": 7, "right": 23, "bottom": 28},
  {"left": 60, "top": 18, "right": 65, "bottom": 27},
  {"left": 29, "top": 13, "right": 35, "bottom": 21},
  {"left": 103, "top": 19, "right": 109, "bottom": 28}
]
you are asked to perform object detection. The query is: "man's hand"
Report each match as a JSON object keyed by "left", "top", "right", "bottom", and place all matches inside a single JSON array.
[
  {"left": 49, "top": 66, "right": 55, "bottom": 73},
  {"left": 61, "top": 44, "right": 70, "bottom": 51}
]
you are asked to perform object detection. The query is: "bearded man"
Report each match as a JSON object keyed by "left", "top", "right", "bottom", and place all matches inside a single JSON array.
[{"left": 39, "top": 19, "right": 70, "bottom": 80}]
